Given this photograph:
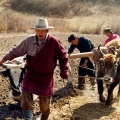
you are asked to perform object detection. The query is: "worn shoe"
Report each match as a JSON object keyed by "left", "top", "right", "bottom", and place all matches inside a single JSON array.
[
  {"left": 41, "top": 114, "right": 49, "bottom": 120},
  {"left": 77, "top": 85, "right": 85, "bottom": 90}
]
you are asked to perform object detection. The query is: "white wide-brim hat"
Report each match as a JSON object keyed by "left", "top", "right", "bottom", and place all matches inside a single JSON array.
[{"left": 31, "top": 18, "right": 54, "bottom": 30}]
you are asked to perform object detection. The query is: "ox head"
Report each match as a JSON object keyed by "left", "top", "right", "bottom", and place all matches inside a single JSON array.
[
  {"left": 89, "top": 44, "right": 109, "bottom": 64},
  {"left": 97, "top": 46, "right": 118, "bottom": 84},
  {"left": 2, "top": 65, "right": 25, "bottom": 100}
]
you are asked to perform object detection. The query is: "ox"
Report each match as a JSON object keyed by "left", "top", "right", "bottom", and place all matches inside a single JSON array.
[
  {"left": 1, "top": 57, "right": 38, "bottom": 102},
  {"left": 90, "top": 38, "right": 120, "bottom": 64},
  {"left": 96, "top": 47, "right": 120, "bottom": 106},
  {"left": 89, "top": 45, "right": 109, "bottom": 64},
  {"left": 105, "top": 38, "right": 120, "bottom": 49}
]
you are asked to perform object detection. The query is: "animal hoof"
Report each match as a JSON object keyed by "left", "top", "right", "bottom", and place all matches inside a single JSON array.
[
  {"left": 105, "top": 101, "right": 111, "bottom": 107},
  {"left": 105, "top": 104, "right": 111, "bottom": 108},
  {"left": 99, "top": 96, "right": 106, "bottom": 102}
]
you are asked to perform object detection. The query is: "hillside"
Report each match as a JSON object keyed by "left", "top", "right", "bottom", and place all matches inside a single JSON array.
[
  {"left": 0, "top": 0, "right": 120, "bottom": 120},
  {"left": 0, "top": 0, "right": 120, "bottom": 34},
  {"left": 9, "top": 0, "right": 120, "bottom": 17},
  {"left": 1, "top": 0, "right": 120, "bottom": 17}
]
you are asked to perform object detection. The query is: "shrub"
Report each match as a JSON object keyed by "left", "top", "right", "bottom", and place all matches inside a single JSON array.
[{"left": 0, "top": 10, "right": 29, "bottom": 33}]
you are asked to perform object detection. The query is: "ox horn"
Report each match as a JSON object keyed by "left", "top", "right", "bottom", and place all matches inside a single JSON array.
[
  {"left": 98, "top": 44, "right": 105, "bottom": 57},
  {"left": 108, "top": 46, "right": 116, "bottom": 55}
]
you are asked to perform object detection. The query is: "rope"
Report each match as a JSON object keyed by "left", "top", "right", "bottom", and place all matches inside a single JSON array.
[
  {"left": 57, "top": 64, "right": 95, "bottom": 72},
  {"left": 77, "top": 65, "right": 95, "bottom": 71},
  {"left": 1, "top": 74, "right": 20, "bottom": 92},
  {"left": 70, "top": 62, "right": 106, "bottom": 80},
  {"left": 62, "top": 79, "right": 74, "bottom": 120},
  {"left": 71, "top": 75, "right": 105, "bottom": 80}
]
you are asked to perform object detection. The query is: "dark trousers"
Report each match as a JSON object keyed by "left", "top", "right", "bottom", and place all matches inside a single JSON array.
[{"left": 78, "top": 60, "right": 96, "bottom": 86}]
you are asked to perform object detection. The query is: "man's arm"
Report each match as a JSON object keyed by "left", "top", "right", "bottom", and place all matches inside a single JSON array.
[
  {"left": 68, "top": 44, "right": 76, "bottom": 54},
  {"left": 0, "top": 39, "right": 28, "bottom": 66},
  {"left": 57, "top": 40, "right": 69, "bottom": 79},
  {"left": 3, "top": 39, "right": 28, "bottom": 61},
  {"left": 0, "top": 59, "right": 6, "bottom": 66},
  {"left": 82, "top": 59, "right": 88, "bottom": 68}
]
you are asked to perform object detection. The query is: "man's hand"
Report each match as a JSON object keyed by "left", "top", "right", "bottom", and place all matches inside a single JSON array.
[
  {"left": 82, "top": 60, "right": 88, "bottom": 68},
  {"left": 0, "top": 59, "right": 5, "bottom": 66},
  {"left": 68, "top": 63, "right": 71, "bottom": 75},
  {"left": 67, "top": 53, "right": 70, "bottom": 58}
]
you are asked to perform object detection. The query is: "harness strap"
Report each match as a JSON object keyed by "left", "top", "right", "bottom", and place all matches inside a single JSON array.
[{"left": 1, "top": 74, "right": 20, "bottom": 92}]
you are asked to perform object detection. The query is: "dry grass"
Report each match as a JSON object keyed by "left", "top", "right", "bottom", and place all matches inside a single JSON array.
[
  {"left": 10, "top": 0, "right": 120, "bottom": 17},
  {"left": 1, "top": 9, "right": 120, "bottom": 35},
  {"left": 10, "top": 0, "right": 71, "bottom": 17},
  {"left": 0, "top": 10, "right": 38, "bottom": 33},
  {"left": 0, "top": 0, "right": 120, "bottom": 34}
]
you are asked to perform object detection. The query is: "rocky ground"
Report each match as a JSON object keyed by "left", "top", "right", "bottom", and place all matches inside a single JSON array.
[{"left": 0, "top": 32, "right": 120, "bottom": 120}]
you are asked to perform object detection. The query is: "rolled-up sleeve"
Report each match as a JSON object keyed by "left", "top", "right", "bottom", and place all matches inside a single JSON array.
[
  {"left": 3, "top": 39, "right": 28, "bottom": 61},
  {"left": 68, "top": 44, "right": 76, "bottom": 54},
  {"left": 57, "top": 40, "right": 69, "bottom": 79}
]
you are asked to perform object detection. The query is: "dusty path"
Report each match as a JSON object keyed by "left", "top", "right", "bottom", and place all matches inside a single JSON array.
[{"left": 0, "top": 32, "right": 120, "bottom": 120}]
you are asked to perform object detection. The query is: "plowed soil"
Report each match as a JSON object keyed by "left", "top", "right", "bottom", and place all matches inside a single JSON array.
[{"left": 0, "top": 32, "right": 120, "bottom": 120}]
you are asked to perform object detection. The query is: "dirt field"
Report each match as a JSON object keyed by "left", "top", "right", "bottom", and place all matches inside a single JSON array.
[{"left": 0, "top": 32, "right": 120, "bottom": 120}]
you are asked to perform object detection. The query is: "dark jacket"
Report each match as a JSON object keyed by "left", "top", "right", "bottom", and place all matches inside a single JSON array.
[{"left": 68, "top": 36, "right": 94, "bottom": 65}]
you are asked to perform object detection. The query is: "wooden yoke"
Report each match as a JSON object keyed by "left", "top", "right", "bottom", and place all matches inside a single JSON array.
[
  {"left": 68, "top": 52, "right": 94, "bottom": 82},
  {"left": 68, "top": 52, "right": 94, "bottom": 59}
]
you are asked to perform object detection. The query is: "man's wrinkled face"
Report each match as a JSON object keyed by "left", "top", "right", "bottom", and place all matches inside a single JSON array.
[
  {"left": 70, "top": 38, "right": 79, "bottom": 45},
  {"left": 35, "top": 29, "right": 48, "bottom": 40}
]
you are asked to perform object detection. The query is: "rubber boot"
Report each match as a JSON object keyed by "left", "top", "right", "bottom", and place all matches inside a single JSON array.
[
  {"left": 23, "top": 110, "right": 33, "bottom": 120},
  {"left": 90, "top": 78, "right": 96, "bottom": 89},
  {"left": 78, "top": 77, "right": 85, "bottom": 90},
  {"left": 41, "top": 114, "right": 49, "bottom": 120}
]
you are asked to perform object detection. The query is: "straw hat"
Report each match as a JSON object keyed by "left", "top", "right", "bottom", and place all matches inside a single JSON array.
[{"left": 31, "top": 18, "right": 54, "bottom": 30}]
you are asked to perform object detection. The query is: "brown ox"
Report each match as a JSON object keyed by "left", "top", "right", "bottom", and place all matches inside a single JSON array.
[
  {"left": 97, "top": 48, "right": 120, "bottom": 107},
  {"left": 90, "top": 38, "right": 120, "bottom": 64},
  {"left": 89, "top": 45, "right": 109, "bottom": 64},
  {"left": 105, "top": 38, "right": 120, "bottom": 49},
  {"left": 105, "top": 38, "right": 120, "bottom": 57}
]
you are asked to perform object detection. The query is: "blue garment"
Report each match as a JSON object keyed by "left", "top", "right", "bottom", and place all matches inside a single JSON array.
[{"left": 68, "top": 36, "right": 95, "bottom": 76}]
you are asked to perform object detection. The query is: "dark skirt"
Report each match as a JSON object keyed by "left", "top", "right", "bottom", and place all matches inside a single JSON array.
[{"left": 22, "top": 70, "right": 54, "bottom": 96}]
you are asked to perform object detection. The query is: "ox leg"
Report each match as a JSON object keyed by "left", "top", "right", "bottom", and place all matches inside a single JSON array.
[
  {"left": 105, "top": 79, "right": 119, "bottom": 106},
  {"left": 41, "top": 114, "right": 49, "bottom": 120},
  {"left": 111, "top": 93, "right": 114, "bottom": 100},
  {"left": 97, "top": 79, "right": 106, "bottom": 102},
  {"left": 106, "top": 84, "right": 113, "bottom": 100},
  {"left": 117, "top": 82, "right": 120, "bottom": 97}
]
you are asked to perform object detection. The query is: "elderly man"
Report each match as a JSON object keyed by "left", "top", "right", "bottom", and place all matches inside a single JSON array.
[
  {"left": 68, "top": 34, "right": 95, "bottom": 90},
  {"left": 103, "top": 28, "right": 119, "bottom": 46},
  {"left": 0, "top": 18, "right": 69, "bottom": 120}
]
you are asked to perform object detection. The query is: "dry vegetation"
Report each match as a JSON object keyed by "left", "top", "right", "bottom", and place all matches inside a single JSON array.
[
  {"left": 0, "top": 0, "right": 120, "bottom": 34},
  {"left": 0, "top": 0, "right": 120, "bottom": 120}
]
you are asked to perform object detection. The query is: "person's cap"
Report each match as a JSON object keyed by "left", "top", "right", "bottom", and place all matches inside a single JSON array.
[
  {"left": 103, "top": 28, "right": 112, "bottom": 33},
  {"left": 31, "top": 18, "right": 54, "bottom": 30}
]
